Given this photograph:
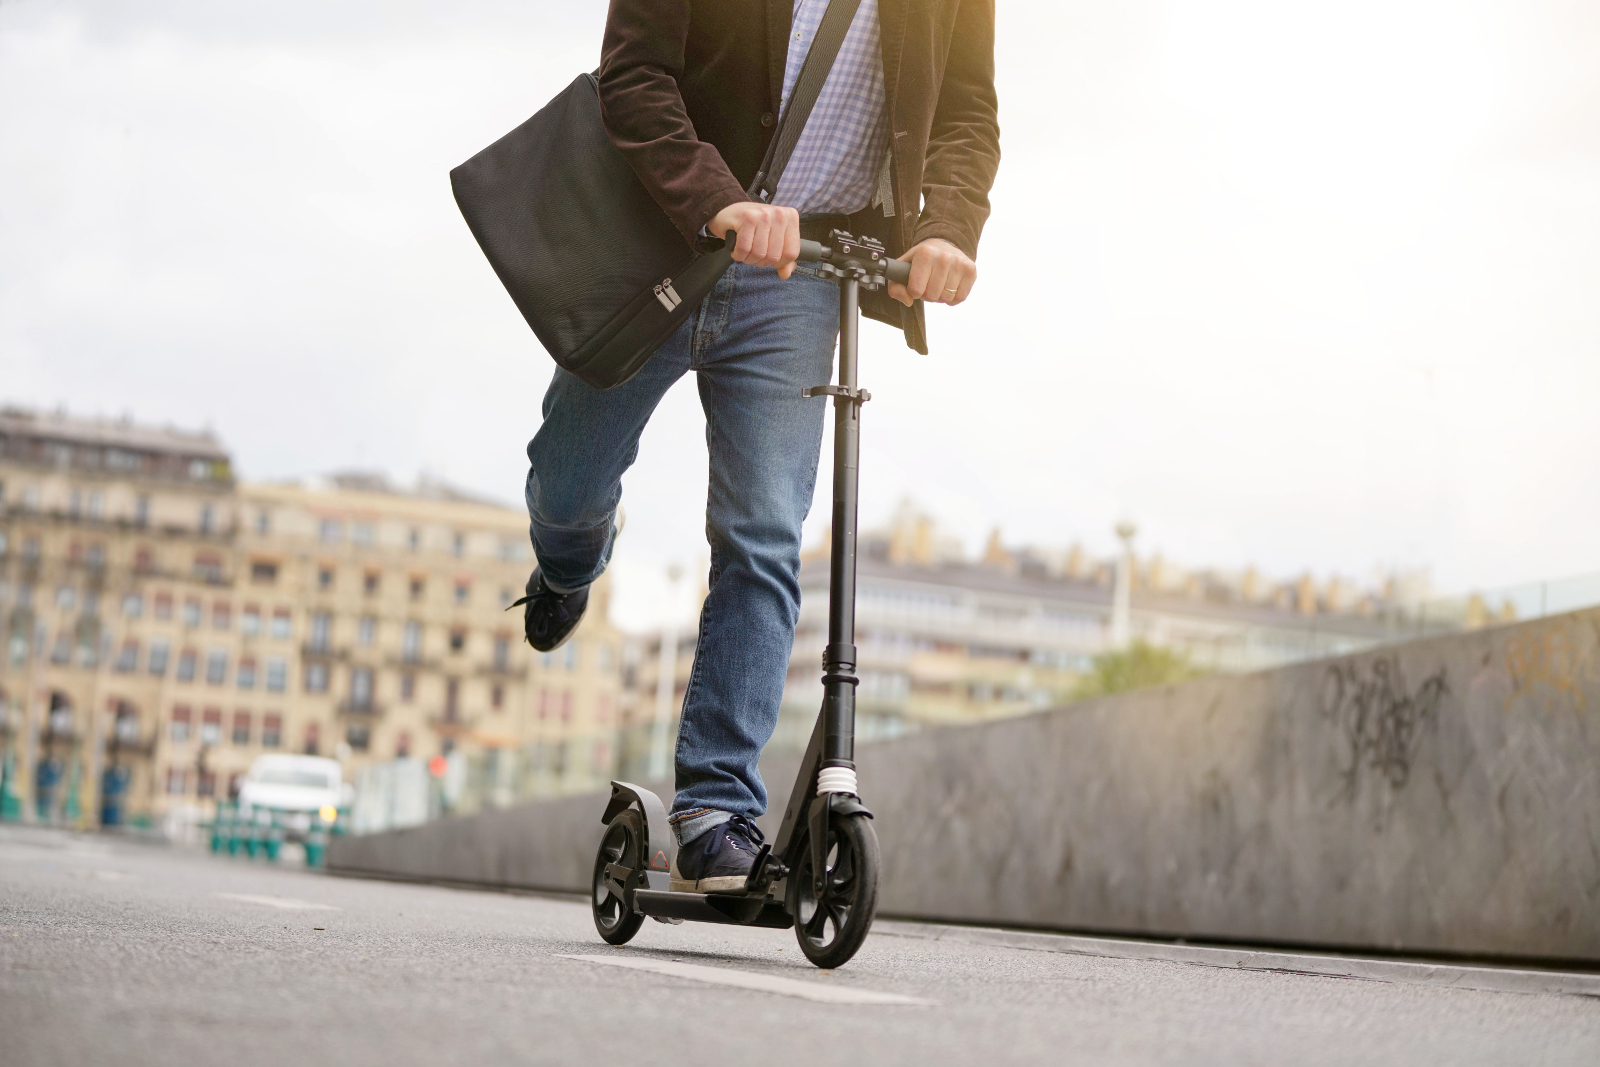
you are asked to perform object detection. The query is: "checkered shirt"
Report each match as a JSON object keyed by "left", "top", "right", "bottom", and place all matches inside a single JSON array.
[{"left": 771, "top": 0, "right": 890, "bottom": 218}]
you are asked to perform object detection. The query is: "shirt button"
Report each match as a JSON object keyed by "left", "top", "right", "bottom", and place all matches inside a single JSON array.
[
  {"left": 761, "top": 112, "right": 775, "bottom": 128},
  {"left": 794, "top": 31, "right": 802, "bottom": 40}
]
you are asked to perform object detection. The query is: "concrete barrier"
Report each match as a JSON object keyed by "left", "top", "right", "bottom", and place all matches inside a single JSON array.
[{"left": 330, "top": 608, "right": 1600, "bottom": 962}]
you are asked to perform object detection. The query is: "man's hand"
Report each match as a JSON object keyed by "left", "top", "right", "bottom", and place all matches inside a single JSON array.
[
  {"left": 888, "top": 238, "right": 977, "bottom": 307},
  {"left": 709, "top": 202, "right": 802, "bottom": 279}
]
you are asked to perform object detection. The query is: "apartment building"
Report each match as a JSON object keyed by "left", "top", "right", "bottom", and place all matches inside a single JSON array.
[{"left": 0, "top": 407, "right": 619, "bottom": 827}]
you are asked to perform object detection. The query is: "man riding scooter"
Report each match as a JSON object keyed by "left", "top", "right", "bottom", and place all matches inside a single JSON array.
[{"left": 517, "top": 0, "right": 1000, "bottom": 894}]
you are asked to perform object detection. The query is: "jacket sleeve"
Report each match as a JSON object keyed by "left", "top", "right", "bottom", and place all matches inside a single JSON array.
[
  {"left": 909, "top": 0, "right": 1001, "bottom": 259},
  {"left": 598, "top": 0, "right": 752, "bottom": 245}
]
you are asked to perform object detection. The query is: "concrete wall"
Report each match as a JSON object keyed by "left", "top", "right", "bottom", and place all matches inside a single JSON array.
[{"left": 330, "top": 608, "right": 1600, "bottom": 962}]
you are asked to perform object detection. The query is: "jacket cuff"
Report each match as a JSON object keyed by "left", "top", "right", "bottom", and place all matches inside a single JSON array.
[
  {"left": 909, "top": 219, "right": 979, "bottom": 261},
  {"left": 683, "top": 184, "right": 751, "bottom": 247}
]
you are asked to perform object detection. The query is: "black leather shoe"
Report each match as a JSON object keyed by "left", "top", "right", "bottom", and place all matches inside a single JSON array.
[{"left": 508, "top": 569, "right": 589, "bottom": 652}]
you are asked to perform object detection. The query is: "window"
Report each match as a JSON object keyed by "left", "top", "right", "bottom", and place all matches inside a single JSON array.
[
  {"left": 317, "top": 567, "right": 334, "bottom": 590},
  {"left": 305, "top": 662, "right": 328, "bottom": 693},
  {"left": 232, "top": 711, "right": 251, "bottom": 745},
  {"left": 170, "top": 706, "right": 192, "bottom": 743},
  {"left": 449, "top": 628, "right": 465, "bottom": 654},
  {"left": 538, "top": 689, "right": 548, "bottom": 720},
  {"left": 198, "top": 504, "right": 214, "bottom": 535},
  {"left": 237, "top": 657, "right": 257, "bottom": 690},
  {"left": 166, "top": 767, "right": 188, "bottom": 795},
  {"left": 176, "top": 649, "right": 197, "bottom": 682},
  {"left": 255, "top": 510, "right": 270, "bottom": 535},
  {"left": 561, "top": 691, "right": 572, "bottom": 723},
  {"left": 409, "top": 577, "right": 424, "bottom": 600},
  {"left": 241, "top": 606, "right": 260, "bottom": 636},
  {"left": 113, "top": 705, "right": 140, "bottom": 744},
  {"left": 445, "top": 678, "right": 460, "bottom": 720},
  {"left": 154, "top": 593, "right": 173, "bottom": 620},
  {"left": 114, "top": 641, "right": 138, "bottom": 672},
  {"left": 596, "top": 643, "right": 613, "bottom": 673},
  {"left": 303, "top": 722, "right": 320, "bottom": 756},
  {"left": 69, "top": 488, "right": 81, "bottom": 517},
  {"left": 270, "top": 610, "right": 291, "bottom": 640},
  {"left": 352, "top": 522, "right": 375, "bottom": 547},
  {"left": 310, "top": 612, "right": 331, "bottom": 652},
  {"left": 87, "top": 491, "right": 103, "bottom": 520},
  {"left": 56, "top": 585, "right": 76, "bottom": 611},
  {"left": 196, "top": 769, "right": 216, "bottom": 797},
  {"left": 363, "top": 571, "right": 380, "bottom": 596},
  {"left": 349, "top": 667, "right": 374, "bottom": 711},
  {"left": 319, "top": 519, "right": 342, "bottom": 544},
  {"left": 21, "top": 535, "right": 40, "bottom": 560},
  {"left": 85, "top": 543, "right": 105, "bottom": 569},
  {"left": 346, "top": 723, "right": 371, "bottom": 751},
  {"left": 493, "top": 635, "right": 510, "bottom": 671},
  {"left": 498, "top": 539, "right": 523, "bottom": 562},
  {"left": 188, "top": 458, "right": 210, "bottom": 480},
  {"left": 135, "top": 495, "right": 150, "bottom": 527},
  {"left": 205, "top": 649, "right": 228, "bottom": 685},
  {"left": 454, "top": 582, "right": 470, "bottom": 605},
  {"left": 402, "top": 621, "right": 422, "bottom": 663},
  {"left": 491, "top": 684, "right": 504, "bottom": 710},
  {"left": 265, "top": 657, "right": 288, "bottom": 692},
  {"left": 121, "top": 592, "right": 142, "bottom": 618},
  {"left": 395, "top": 731, "right": 411, "bottom": 758},
  {"left": 50, "top": 632, "right": 71, "bottom": 664},
  {"left": 261, "top": 713, "right": 282, "bottom": 748},
  {"left": 212, "top": 603, "right": 231, "bottom": 630},
  {"left": 564, "top": 641, "right": 579, "bottom": 670},
  {"left": 193, "top": 553, "right": 223, "bottom": 583},
  {"left": 250, "top": 560, "right": 278, "bottom": 584},
  {"left": 407, "top": 528, "right": 420, "bottom": 552},
  {"left": 47, "top": 695, "right": 73, "bottom": 736},
  {"left": 147, "top": 639, "right": 170, "bottom": 676},
  {"left": 499, "top": 587, "right": 513, "bottom": 608},
  {"left": 200, "top": 708, "right": 222, "bottom": 745},
  {"left": 358, "top": 615, "right": 376, "bottom": 646},
  {"left": 451, "top": 532, "right": 465, "bottom": 558},
  {"left": 134, "top": 547, "right": 154, "bottom": 573},
  {"left": 400, "top": 673, "right": 415, "bottom": 702},
  {"left": 181, "top": 599, "right": 201, "bottom": 627}
]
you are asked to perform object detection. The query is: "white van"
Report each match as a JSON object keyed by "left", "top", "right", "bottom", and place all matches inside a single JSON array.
[{"left": 237, "top": 754, "right": 344, "bottom": 836}]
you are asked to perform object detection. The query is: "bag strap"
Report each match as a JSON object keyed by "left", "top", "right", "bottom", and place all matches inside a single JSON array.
[{"left": 747, "top": 0, "right": 866, "bottom": 203}]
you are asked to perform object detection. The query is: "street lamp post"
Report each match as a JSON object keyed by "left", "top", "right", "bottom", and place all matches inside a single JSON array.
[
  {"left": 1111, "top": 521, "right": 1137, "bottom": 649},
  {"left": 646, "top": 564, "right": 684, "bottom": 782}
]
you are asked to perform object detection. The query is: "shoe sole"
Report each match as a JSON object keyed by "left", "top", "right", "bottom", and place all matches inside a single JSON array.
[{"left": 669, "top": 875, "right": 749, "bottom": 894}]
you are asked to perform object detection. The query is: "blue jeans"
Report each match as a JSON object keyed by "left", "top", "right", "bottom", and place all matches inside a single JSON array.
[{"left": 525, "top": 262, "right": 839, "bottom": 843}]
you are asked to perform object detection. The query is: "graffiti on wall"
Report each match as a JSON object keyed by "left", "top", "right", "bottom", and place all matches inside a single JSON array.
[{"left": 1320, "top": 657, "right": 1449, "bottom": 795}]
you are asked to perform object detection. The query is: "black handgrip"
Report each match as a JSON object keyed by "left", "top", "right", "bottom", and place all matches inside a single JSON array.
[
  {"left": 884, "top": 258, "right": 911, "bottom": 286},
  {"left": 797, "top": 239, "right": 826, "bottom": 264}
]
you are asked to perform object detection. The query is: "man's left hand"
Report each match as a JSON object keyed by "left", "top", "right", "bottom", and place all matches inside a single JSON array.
[{"left": 887, "top": 238, "right": 977, "bottom": 308}]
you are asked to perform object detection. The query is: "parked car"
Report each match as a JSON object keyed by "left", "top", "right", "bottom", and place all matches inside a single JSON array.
[{"left": 237, "top": 755, "right": 345, "bottom": 838}]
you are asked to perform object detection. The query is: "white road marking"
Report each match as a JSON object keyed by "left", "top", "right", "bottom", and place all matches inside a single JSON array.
[
  {"left": 557, "top": 953, "right": 931, "bottom": 1005},
  {"left": 214, "top": 893, "right": 340, "bottom": 912}
]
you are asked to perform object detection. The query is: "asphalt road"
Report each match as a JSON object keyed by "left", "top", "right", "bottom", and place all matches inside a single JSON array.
[{"left": 3, "top": 825, "right": 1597, "bottom": 1066}]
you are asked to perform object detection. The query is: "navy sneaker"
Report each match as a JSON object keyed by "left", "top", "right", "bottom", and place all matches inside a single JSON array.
[
  {"left": 671, "top": 815, "right": 764, "bottom": 894},
  {"left": 508, "top": 569, "right": 588, "bottom": 652}
]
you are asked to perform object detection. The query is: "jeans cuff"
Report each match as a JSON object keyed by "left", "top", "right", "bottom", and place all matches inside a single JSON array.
[{"left": 669, "top": 808, "right": 732, "bottom": 847}]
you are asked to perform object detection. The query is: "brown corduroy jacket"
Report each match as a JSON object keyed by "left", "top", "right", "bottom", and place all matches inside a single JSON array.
[{"left": 597, "top": 0, "right": 1001, "bottom": 353}]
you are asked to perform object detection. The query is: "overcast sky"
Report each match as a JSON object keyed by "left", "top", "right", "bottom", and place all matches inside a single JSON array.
[{"left": 3, "top": 0, "right": 1597, "bottom": 630}]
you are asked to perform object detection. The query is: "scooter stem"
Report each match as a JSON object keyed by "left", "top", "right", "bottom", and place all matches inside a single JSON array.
[{"left": 821, "top": 274, "right": 862, "bottom": 771}]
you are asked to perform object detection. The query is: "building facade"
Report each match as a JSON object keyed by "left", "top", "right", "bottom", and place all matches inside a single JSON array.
[{"left": 0, "top": 408, "right": 620, "bottom": 828}]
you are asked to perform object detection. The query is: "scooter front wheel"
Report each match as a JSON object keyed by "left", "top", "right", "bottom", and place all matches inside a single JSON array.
[
  {"left": 592, "top": 808, "right": 646, "bottom": 945},
  {"left": 790, "top": 813, "right": 879, "bottom": 968}
]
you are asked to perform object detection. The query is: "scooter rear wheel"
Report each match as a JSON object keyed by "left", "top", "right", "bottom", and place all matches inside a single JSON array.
[
  {"left": 592, "top": 808, "right": 646, "bottom": 945},
  {"left": 790, "top": 813, "right": 879, "bottom": 968}
]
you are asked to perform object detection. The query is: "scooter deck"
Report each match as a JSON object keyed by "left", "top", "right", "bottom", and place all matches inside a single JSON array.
[{"left": 633, "top": 889, "right": 793, "bottom": 929}]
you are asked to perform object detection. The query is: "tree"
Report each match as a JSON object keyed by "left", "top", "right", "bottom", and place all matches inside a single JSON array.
[{"left": 1073, "top": 639, "right": 1203, "bottom": 699}]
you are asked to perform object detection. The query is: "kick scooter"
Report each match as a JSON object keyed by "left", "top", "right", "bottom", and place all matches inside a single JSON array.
[{"left": 589, "top": 230, "right": 910, "bottom": 969}]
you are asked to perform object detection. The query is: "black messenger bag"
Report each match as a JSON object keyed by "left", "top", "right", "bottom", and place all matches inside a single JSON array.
[{"left": 450, "top": 0, "right": 862, "bottom": 390}]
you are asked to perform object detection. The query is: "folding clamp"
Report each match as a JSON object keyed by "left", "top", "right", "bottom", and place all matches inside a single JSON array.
[{"left": 802, "top": 385, "right": 872, "bottom": 403}]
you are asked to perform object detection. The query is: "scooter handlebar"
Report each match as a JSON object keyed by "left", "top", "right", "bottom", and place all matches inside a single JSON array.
[{"left": 797, "top": 239, "right": 911, "bottom": 286}]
